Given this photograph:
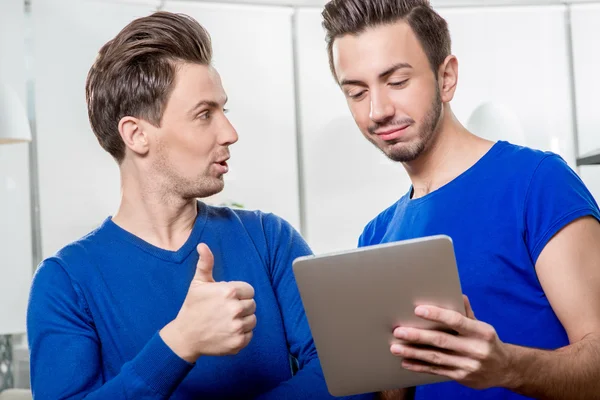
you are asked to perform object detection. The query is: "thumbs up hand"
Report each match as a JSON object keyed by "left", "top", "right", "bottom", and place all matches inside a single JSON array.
[{"left": 160, "top": 243, "right": 257, "bottom": 363}]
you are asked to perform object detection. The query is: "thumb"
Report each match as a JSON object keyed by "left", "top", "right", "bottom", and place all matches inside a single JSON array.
[{"left": 194, "top": 243, "right": 215, "bottom": 283}]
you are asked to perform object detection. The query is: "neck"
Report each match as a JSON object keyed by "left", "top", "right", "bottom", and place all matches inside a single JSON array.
[
  {"left": 403, "top": 105, "right": 494, "bottom": 199},
  {"left": 112, "top": 162, "right": 198, "bottom": 251}
]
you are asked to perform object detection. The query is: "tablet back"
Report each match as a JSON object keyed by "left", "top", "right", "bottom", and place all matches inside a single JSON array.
[{"left": 292, "top": 235, "right": 464, "bottom": 397}]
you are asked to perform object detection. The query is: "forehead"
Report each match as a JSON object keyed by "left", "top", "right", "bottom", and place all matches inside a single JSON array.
[
  {"left": 169, "top": 63, "right": 226, "bottom": 104},
  {"left": 332, "top": 21, "right": 429, "bottom": 82}
]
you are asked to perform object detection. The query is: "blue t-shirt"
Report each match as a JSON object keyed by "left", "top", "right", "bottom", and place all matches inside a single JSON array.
[
  {"left": 358, "top": 141, "right": 600, "bottom": 399},
  {"left": 28, "top": 204, "right": 373, "bottom": 400}
]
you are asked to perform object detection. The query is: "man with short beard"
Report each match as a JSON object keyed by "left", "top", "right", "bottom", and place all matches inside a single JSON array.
[
  {"left": 27, "top": 11, "right": 373, "bottom": 400},
  {"left": 322, "top": 0, "right": 600, "bottom": 399}
]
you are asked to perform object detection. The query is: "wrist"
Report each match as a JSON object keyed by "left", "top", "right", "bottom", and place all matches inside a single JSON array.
[
  {"left": 500, "top": 343, "right": 527, "bottom": 391},
  {"left": 160, "top": 320, "right": 199, "bottom": 363}
]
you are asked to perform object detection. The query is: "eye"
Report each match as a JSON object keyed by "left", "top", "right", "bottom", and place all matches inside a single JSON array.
[
  {"left": 348, "top": 90, "right": 366, "bottom": 100},
  {"left": 389, "top": 79, "right": 409, "bottom": 87},
  {"left": 197, "top": 110, "right": 211, "bottom": 120},
  {"left": 223, "top": 108, "right": 230, "bottom": 114}
]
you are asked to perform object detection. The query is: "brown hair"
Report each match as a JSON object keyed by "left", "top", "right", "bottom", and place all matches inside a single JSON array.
[
  {"left": 322, "top": 0, "right": 451, "bottom": 80},
  {"left": 85, "top": 11, "right": 212, "bottom": 162}
]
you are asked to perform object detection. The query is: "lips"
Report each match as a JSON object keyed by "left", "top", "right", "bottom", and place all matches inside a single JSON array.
[
  {"left": 213, "top": 156, "right": 230, "bottom": 174},
  {"left": 374, "top": 125, "right": 410, "bottom": 141}
]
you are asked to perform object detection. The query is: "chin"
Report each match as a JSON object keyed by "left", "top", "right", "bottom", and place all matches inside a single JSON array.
[
  {"left": 184, "top": 177, "right": 225, "bottom": 199},
  {"left": 384, "top": 141, "right": 425, "bottom": 163}
]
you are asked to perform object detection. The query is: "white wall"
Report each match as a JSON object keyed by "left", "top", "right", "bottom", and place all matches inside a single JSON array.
[
  {"left": 163, "top": 1, "right": 301, "bottom": 230},
  {"left": 295, "top": 9, "right": 410, "bottom": 254},
  {"left": 30, "top": 0, "right": 600, "bottom": 260},
  {"left": 439, "top": 5, "right": 575, "bottom": 164},
  {"left": 296, "top": 4, "right": 578, "bottom": 254},
  {"left": 0, "top": 0, "right": 32, "bottom": 334},
  {"left": 34, "top": 0, "right": 301, "bottom": 259},
  {"left": 33, "top": 0, "right": 160, "bottom": 258},
  {"left": 570, "top": 3, "right": 600, "bottom": 200}
]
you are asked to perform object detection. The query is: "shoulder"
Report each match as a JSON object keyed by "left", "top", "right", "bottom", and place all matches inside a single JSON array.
[
  {"left": 495, "top": 141, "right": 560, "bottom": 172},
  {"left": 204, "top": 205, "right": 298, "bottom": 238},
  {"left": 35, "top": 220, "right": 112, "bottom": 288}
]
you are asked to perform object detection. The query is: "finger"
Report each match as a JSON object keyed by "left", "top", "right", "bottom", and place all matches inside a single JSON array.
[
  {"left": 240, "top": 314, "right": 257, "bottom": 333},
  {"left": 393, "top": 327, "right": 473, "bottom": 355},
  {"left": 237, "top": 299, "right": 256, "bottom": 317},
  {"left": 401, "top": 359, "right": 468, "bottom": 382},
  {"left": 463, "top": 295, "right": 476, "bottom": 320},
  {"left": 194, "top": 243, "right": 215, "bottom": 283},
  {"left": 415, "top": 306, "right": 480, "bottom": 335},
  {"left": 229, "top": 281, "right": 255, "bottom": 300},
  {"left": 391, "top": 343, "right": 478, "bottom": 371},
  {"left": 241, "top": 331, "right": 253, "bottom": 348}
]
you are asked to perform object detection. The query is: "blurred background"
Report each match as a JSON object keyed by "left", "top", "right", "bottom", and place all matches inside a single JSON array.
[{"left": 1, "top": 0, "right": 600, "bottom": 392}]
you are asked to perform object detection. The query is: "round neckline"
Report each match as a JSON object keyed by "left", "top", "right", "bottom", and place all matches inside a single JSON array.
[
  {"left": 100, "top": 200, "right": 208, "bottom": 264},
  {"left": 403, "top": 140, "right": 507, "bottom": 206}
]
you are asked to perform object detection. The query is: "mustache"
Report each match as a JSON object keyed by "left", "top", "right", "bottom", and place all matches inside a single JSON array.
[
  {"left": 212, "top": 149, "right": 231, "bottom": 162},
  {"left": 368, "top": 118, "right": 415, "bottom": 135}
]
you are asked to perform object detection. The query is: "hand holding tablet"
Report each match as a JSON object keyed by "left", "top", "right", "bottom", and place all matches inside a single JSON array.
[{"left": 293, "top": 235, "right": 466, "bottom": 396}]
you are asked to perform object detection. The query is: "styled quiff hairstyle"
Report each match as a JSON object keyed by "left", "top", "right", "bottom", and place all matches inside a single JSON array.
[
  {"left": 85, "top": 11, "right": 212, "bottom": 162},
  {"left": 322, "top": 0, "right": 451, "bottom": 80}
]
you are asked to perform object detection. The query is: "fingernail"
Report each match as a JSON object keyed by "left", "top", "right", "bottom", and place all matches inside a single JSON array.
[
  {"left": 416, "top": 306, "right": 429, "bottom": 317},
  {"left": 391, "top": 344, "right": 403, "bottom": 354},
  {"left": 395, "top": 328, "right": 407, "bottom": 339}
]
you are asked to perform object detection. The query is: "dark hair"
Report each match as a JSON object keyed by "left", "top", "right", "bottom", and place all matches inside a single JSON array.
[
  {"left": 85, "top": 11, "right": 212, "bottom": 162},
  {"left": 322, "top": 0, "right": 451, "bottom": 79}
]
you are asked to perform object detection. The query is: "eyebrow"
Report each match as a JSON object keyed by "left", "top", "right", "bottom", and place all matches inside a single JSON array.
[
  {"left": 339, "top": 62, "right": 413, "bottom": 87},
  {"left": 188, "top": 97, "right": 228, "bottom": 115}
]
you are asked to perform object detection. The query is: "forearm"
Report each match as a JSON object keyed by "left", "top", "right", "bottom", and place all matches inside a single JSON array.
[
  {"left": 505, "top": 333, "right": 600, "bottom": 399},
  {"left": 376, "top": 388, "right": 414, "bottom": 400}
]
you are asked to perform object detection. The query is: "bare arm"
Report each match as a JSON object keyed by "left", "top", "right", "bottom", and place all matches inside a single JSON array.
[
  {"left": 503, "top": 216, "right": 600, "bottom": 399},
  {"left": 376, "top": 388, "right": 414, "bottom": 400},
  {"left": 387, "top": 216, "right": 600, "bottom": 399}
]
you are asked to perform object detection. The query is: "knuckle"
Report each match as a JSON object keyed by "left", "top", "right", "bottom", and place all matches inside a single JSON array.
[
  {"left": 468, "top": 360, "right": 482, "bottom": 373},
  {"left": 231, "top": 334, "right": 246, "bottom": 350},
  {"left": 433, "top": 334, "right": 448, "bottom": 349},
  {"left": 231, "top": 320, "right": 244, "bottom": 334},
  {"left": 481, "top": 325, "right": 496, "bottom": 341},
  {"left": 451, "top": 314, "right": 464, "bottom": 328},
  {"left": 429, "top": 351, "right": 442, "bottom": 365},
  {"left": 480, "top": 343, "right": 492, "bottom": 359},
  {"left": 455, "top": 370, "right": 469, "bottom": 381},
  {"left": 224, "top": 286, "right": 238, "bottom": 299},
  {"left": 230, "top": 303, "right": 244, "bottom": 317}
]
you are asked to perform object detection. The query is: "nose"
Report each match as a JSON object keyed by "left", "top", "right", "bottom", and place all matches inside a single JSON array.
[
  {"left": 369, "top": 89, "right": 395, "bottom": 124},
  {"left": 219, "top": 114, "right": 239, "bottom": 146}
]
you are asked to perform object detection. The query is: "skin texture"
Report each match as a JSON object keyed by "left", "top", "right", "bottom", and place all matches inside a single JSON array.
[
  {"left": 113, "top": 62, "right": 257, "bottom": 361},
  {"left": 333, "top": 20, "right": 600, "bottom": 400}
]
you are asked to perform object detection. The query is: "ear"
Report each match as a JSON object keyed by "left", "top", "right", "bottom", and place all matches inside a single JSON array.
[
  {"left": 438, "top": 55, "right": 459, "bottom": 103},
  {"left": 118, "top": 116, "right": 149, "bottom": 157}
]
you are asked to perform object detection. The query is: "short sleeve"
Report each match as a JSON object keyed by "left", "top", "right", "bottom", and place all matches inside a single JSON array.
[{"left": 524, "top": 154, "right": 600, "bottom": 264}]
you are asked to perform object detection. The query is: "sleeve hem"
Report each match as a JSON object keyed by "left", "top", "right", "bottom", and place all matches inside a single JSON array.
[
  {"left": 530, "top": 207, "right": 600, "bottom": 264},
  {"left": 130, "top": 331, "right": 194, "bottom": 396}
]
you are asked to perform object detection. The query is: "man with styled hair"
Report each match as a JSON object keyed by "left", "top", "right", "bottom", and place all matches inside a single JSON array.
[
  {"left": 27, "top": 11, "right": 372, "bottom": 400},
  {"left": 322, "top": 0, "right": 600, "bottom": 399}
]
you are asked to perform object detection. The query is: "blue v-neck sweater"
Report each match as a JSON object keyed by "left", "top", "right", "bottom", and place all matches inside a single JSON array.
[{"left": 27, "top": 204, "right": 374, "bottom": 399}]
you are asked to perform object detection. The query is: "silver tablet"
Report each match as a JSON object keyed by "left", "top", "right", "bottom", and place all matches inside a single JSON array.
[{"left": 292, "top": 235, "right": 465, "bottom": 397}]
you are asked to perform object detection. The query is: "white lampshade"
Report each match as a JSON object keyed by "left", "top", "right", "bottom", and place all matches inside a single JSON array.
[
  {"left": 467, "top": 102, "right": 526, "bottom": 146},
  {"left": 0, "top": 81, "right": 31, "bottom": 144}
]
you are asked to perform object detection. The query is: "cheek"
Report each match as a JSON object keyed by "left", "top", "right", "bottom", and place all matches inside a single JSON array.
[
  {"left": 348, "top": 100, "right": 372, "bottom": 130},
  {"left": 392, "top": 84, "right": 433, "bottom": 121},
  {"left": 168, "top": 128, "right": 214, "bottom": 165}
]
